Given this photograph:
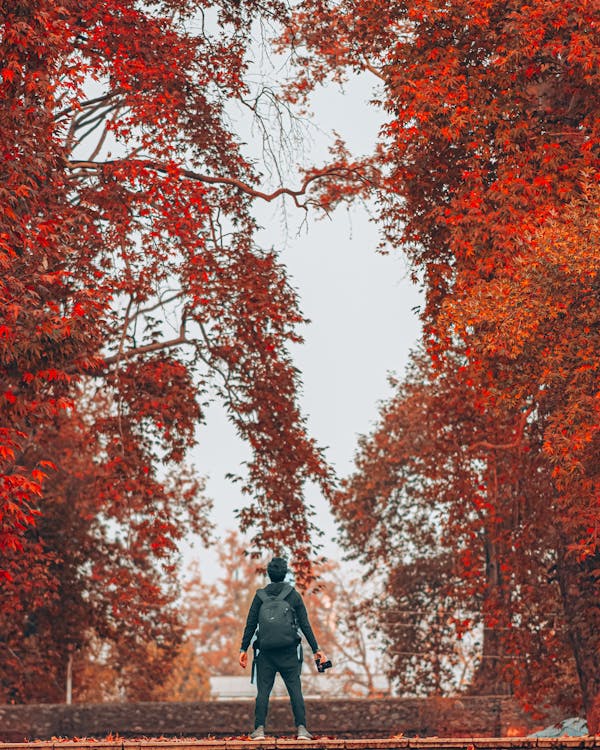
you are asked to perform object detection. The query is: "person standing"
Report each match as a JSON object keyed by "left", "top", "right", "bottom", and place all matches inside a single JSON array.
[{"left": 239, "top": 556, "right": 326, "bottom": 740}]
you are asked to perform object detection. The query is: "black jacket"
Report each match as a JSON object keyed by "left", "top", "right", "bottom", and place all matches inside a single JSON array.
[{"left": 240, "top": 581, "right": 319, "bottom": 653}]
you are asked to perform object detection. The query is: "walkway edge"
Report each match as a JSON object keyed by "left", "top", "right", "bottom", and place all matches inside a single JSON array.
[{"left": 0, "top": 737, "right": 598, "bottom": 750}]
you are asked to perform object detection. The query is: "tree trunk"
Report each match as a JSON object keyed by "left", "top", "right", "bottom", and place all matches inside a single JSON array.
[
  {"left": 470, "top": 531, "right": 512, "bottom": 695},
  {"left": 556, "top": 540, "right": 600, "bottom": 733}
]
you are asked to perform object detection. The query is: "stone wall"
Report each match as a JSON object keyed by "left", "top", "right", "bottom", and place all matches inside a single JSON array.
[{"left": 0, "top": 698, "right": 559, "bottom": 742}]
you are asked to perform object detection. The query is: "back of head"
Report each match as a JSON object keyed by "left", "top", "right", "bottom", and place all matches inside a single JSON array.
[{"left": 267, "top": 556, "right": 288, "bottom": 582}]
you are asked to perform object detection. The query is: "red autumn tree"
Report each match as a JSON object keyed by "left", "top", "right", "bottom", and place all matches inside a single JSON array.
[
  {"left": 280, "top": 0, "right": 600, "bottom": 727},
  {"left": 0, "top": 0, "right": 362, "bottom": 701},
  {"left": 0, "top": 378, "right": 212, "bottom": 701},
  {"left": 336, "top": 347, "right": 581, "bottom": 709}
]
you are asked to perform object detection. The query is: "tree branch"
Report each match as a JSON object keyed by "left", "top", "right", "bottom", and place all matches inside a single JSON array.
[
  {"left": 55, "top": 92, "right": 118, "bottom": 122},
  {"left": 362, "top": 56, "right": 386, "bottom": 81},
  {"left": 103, "top": 334, "right": 190, "bottom": 367},
  {"left": 468, "top": 406, "right": 534, "bottom": 452},
  {"left": 104, "top": 309, "right": 189, "bottom": 368},
  {"left": 65, "top": 157, "right": 362, "bottom": 208},
  {"left": 131, "top": 291, "right": 187, "bottom": 319}
]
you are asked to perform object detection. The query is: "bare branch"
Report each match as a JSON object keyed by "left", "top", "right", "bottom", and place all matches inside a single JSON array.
[
  {"left": 117, "top": 296, "right": 135, "bottom": 363},
  {"left": 63, "top": 96, "right": 123, "bottom": 152},
  {"left": 104, "top": 309, "right": 190, "bottom": 368},
  {"left": 87, "top": 123, "right": 111, "bottom": 162},
  {"left": 131, "top": 291, "right": 187, "bottom": 319},
  {"left": 468, "top": 439, "right": 524, "bottom": 451},
  {"left": 362, "top": 56, "right": 386, "bottom": 81},
  {"left": 54, "top": 92, "right": 117, "bottom": 122},
  {"left": 103, "top": 333, "right": 190, "bottom": 367},
  {"left": 73, "top": 104, "right": 125, "bottom": 149}
]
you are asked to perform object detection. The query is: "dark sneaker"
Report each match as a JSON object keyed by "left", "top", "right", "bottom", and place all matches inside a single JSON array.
[
  {"left": 297, "top": 725, "right": 313, "bottom": 740},
  {"left": 250, "top": 726, "right": 265, "bottom": 740}
]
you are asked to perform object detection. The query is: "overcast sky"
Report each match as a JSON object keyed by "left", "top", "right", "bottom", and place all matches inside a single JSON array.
[{"left": 182, "top": 73, "right": 423, "bottom": 578}]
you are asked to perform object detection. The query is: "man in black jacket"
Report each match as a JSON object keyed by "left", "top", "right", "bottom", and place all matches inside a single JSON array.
[{"left": 239, "top": 556, "right": 326, "bottom": 740}]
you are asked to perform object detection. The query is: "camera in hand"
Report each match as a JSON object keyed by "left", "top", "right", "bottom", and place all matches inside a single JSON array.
[{"left": 315, "top": 657, "right": 332, "bottom": 673}]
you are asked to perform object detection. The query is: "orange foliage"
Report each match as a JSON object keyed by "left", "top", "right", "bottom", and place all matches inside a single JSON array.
[{"left": 282, "top": 0, "right": 600, "bottom": 728}]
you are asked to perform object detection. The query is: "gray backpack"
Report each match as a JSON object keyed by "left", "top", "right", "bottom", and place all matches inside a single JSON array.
[{"left": 256, "top": 583, "right": 299, "bottom": 649}]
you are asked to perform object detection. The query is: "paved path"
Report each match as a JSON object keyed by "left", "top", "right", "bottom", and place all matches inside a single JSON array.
[{"left": 0, "top": 737, "right": 597, "bottom": 750}]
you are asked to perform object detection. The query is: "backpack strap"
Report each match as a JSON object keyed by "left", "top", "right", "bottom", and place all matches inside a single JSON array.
[
  {"left": 256, "top": 583, "right": 293, "bottom": 602},
  {"left": 274, "top": 583, "right": 293, "bottom": 600}
]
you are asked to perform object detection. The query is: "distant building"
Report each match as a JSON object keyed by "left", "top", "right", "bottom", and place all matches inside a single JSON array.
[
  {"left": 209, "top": 675, "right": 285, "bottom": 700},
  {"left": 209, "top": 673, "right": 392, "bottom": 700}
]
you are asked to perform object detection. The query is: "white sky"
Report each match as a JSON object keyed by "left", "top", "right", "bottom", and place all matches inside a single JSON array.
[{"left": 182, "top": 74, "right": 423, "bottom": 578}]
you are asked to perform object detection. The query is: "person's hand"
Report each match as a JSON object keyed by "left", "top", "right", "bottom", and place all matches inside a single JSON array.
[
  {"left": 314, "top": 649, "right": 326, "bottom": 664},
  {"left": 239, "top": 651, "right": 248, "bottom": 669}
]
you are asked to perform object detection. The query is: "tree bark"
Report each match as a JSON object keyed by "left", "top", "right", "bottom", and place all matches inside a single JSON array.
[
  {"left": 470, "top": 531, "right": 512, "bottom": 696},
  {"left": 556, "top": 539, "right": 600, "bottom": 733}
]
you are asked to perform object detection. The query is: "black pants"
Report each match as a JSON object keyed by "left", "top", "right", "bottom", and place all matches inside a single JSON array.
[{"left": 254, "top": 645, "right": 305, "bottom": 729}]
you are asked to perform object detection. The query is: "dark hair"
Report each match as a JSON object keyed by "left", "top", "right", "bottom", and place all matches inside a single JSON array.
[{"left": 267, "top": 556, "right": 288, "bottom": 582}]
